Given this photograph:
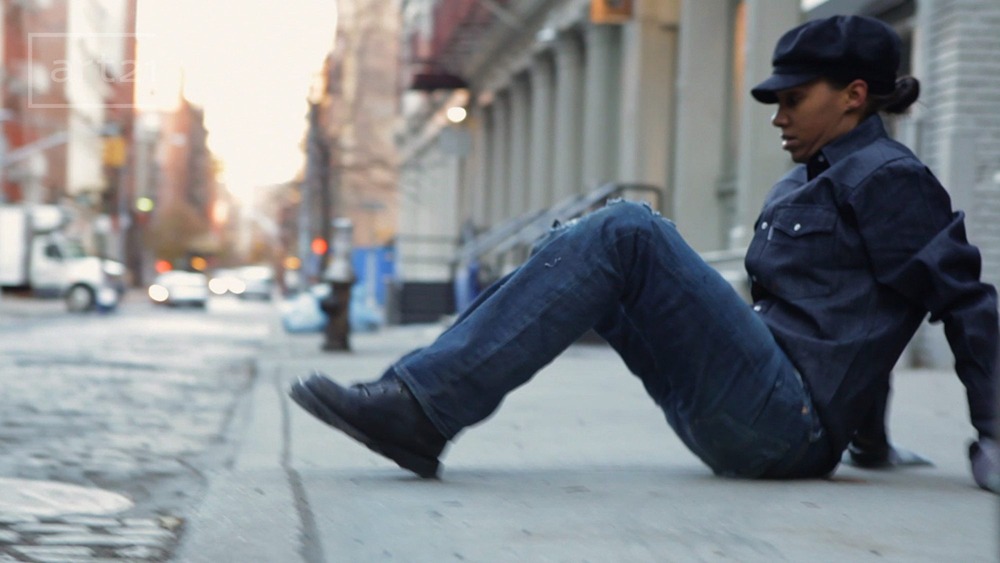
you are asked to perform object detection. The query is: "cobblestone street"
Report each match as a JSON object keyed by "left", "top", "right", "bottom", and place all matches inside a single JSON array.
[{"left": 0, "top": 294, "right": 271, "bottom": 561}]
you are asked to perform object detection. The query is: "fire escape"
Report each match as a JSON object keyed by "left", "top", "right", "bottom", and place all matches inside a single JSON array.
[{"left": 405, "top": 0, "right": 520, "bottom": 92}]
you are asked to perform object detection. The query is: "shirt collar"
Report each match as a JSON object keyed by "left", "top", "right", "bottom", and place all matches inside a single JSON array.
[{"left": 805, "top": 115, "right": 889, "bottom": 180}]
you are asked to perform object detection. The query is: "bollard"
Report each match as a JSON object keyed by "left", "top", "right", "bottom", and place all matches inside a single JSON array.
[{"left": 320, "top": 218, "right": 356, "bottom": 351}]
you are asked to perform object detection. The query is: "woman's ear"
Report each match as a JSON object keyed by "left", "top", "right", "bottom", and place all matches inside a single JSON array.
[{"left": 844, "top": 79, "right": 869, "bottom": 112}]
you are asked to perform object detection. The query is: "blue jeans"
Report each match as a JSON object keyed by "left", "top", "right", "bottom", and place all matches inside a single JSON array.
[{"left": 393, "top": 201, "right": 832, "bottom": 478}]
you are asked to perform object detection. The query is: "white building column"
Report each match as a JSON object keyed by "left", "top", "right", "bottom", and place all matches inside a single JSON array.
[
  {"left": 464, "top": 104, "right": 489, "bottom": 227},
  {"left": 552, "top": 31, "right": 585, "bottom": 203},
  {"left": 672, "top": 1, "right": 730, "bottom": 251},
  {"left": 907, "top": 0, "right": 1000, "bottom": 368},
  {"left": 617, "top": 0, "right": 679, "bottom": 215},
  {"left": 478, "top": 104, "right": 495, "bottom": 225},
  {"left": 733, "top": 0, "right": 800, "bottom": 247},
  {"left": 917, "top": 0, "right": 1000, "bottom": 217},
  {"left": 528, "top": 53, "right": 555, "bottom": 210},
  {"left": 488, "top": 92, "right": 510, "bottom": 225},
  {"left": 507, "top": 74, "right": 531, "bottom": 218},
  {"left": 581, "top": 22, "right": 622, "bottom": 191},
  {"left": 398, "top": 145, "right": 460, "bottom": 281}
]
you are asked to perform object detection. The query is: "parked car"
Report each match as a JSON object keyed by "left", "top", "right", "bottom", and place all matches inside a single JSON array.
[
  {"left": 148, "top": 271, "right": 209, "bottom": 308},
  {"left": 236, "top": 265, "right": 274, "bottom": 300},
  {"left": 208, "top": 268, "right": 246, "bottom": 296}
]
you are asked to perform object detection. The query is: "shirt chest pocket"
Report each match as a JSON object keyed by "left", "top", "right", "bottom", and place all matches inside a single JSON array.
[
  {"left": 771, "top": 205, "right": 837, "bottom": 240},
  {"left": 762, "top": 205, "right": 839, "bottom": 299}
]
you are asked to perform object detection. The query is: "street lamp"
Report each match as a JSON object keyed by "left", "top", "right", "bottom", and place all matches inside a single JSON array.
[{"left": 445, "top": 106, "right": 467, "bottom": 124}]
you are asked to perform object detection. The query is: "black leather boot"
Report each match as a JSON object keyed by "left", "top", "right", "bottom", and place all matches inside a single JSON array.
[{"left": 289, "top": 371, "right": 447, "bottom": 478}]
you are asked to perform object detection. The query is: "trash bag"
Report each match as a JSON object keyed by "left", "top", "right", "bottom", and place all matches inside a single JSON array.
[
  {"left": 280, "top": 286, "right": 328, "bottom": 333},
  {"left": 349, "top": 284, "right": 383, "bottom": 332},
  {"left": 282, "top": 283, "right": 384, "bottom": 334}
]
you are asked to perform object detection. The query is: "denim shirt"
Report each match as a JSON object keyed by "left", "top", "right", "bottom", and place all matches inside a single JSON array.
[{"left": 745, "top": 115, "right": 999, "bottom": 454}]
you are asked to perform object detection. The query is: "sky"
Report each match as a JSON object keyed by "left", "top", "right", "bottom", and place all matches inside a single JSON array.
[{"left": 134, "top": 0, "right": 339, "bottom": 204}]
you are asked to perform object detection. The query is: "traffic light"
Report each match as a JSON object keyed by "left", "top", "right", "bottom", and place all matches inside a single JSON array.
[
  {"left": 190, "top": 256, "right": 208, "bottom": 271},
  {"left": 102, "top": 136, "right": 127, "bottom": 168},
  {"left": 590, "top": 0, "right": 632, "bottom": 23},
  {"left": 311, "top": 237, "right": 328, "bottom": 255}
]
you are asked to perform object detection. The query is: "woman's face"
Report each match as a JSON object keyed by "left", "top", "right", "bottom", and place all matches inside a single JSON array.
[{"left": 771, "top": 79, "right": 864, "bottom": 163}]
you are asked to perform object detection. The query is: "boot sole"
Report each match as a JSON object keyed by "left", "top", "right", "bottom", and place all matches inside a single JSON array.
[{"left": 288, "top": 379, "right": 441, "bottom": 479}]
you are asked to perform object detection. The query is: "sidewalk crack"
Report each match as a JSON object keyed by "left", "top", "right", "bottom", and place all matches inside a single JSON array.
[{"left": 276, "top": 372, "right": 325, "bottom": 563}]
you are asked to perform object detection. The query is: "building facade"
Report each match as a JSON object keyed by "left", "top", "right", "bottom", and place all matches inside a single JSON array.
[
  {"left": 141, "top": 95, "right": 220, "bottom": 276},
  {"left": 0, "top": 0, "right": 138, "bottom": 264},
  {"left": 298, "top": 0, "right": 400, "bottom": 301},
  {"left": 394, "top": 0, "right": 1000, "bottom": 364},
  {"left": 396, "top": 0, "right": 803, "bottom": 284}
]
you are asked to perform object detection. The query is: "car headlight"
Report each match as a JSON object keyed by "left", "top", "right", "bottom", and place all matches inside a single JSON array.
[
  {"left": 208, "top": 278, "right": 228, "bottom": 295},
  {"left": 148, "top": 284, "right": 169, "bottom": 302},
  {"left": 229, "top": 279, "right": 246, "bottom": 294}
]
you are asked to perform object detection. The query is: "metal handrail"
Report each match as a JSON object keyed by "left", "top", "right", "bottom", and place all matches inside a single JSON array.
[
  {"left": 699, "top": 248, "right": 745, "bottom": 265},
  {"left": 454, "top": 208, "right": 547, "bottom": 264},
  {"left": 454, "top": 181, "right": 664, "bottom": 266}
]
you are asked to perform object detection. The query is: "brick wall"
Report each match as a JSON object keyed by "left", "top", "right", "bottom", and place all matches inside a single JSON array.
[
  {"left": 920, "top": 0, "right": 1000, "bottom": 285},
  {"left": 911, "top": 0, "right": 1000, "bottom": 367}
]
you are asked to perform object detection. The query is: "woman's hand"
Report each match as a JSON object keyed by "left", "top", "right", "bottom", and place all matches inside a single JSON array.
[
  {"left": 969, "top": 438, "right": 1000, "bottom": 493},
  {"left": 845, "top": 440, "right": 933, "bottom": 468}
]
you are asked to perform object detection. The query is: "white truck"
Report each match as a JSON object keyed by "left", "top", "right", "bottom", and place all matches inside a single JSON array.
[{"left": 0, "top": 204, "right": 126, "bottom": 311}]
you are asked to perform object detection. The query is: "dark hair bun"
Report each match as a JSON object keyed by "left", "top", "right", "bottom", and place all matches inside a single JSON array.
[{"left": 883, "top": 76, "right": 920, "bottom": 114}]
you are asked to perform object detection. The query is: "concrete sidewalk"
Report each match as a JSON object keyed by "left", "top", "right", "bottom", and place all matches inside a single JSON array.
[{"left": 178, "top": 319, "right": 999, "bottom": 562}]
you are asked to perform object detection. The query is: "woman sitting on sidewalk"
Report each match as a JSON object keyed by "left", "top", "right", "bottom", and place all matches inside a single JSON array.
[{"left": 290, "top": 15, "right": 999, "bottom": 493}]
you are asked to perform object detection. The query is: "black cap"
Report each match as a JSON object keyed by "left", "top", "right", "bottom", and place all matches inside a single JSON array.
[{"left": 751, "top": 15, "right": 901, "bottom": 104}]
